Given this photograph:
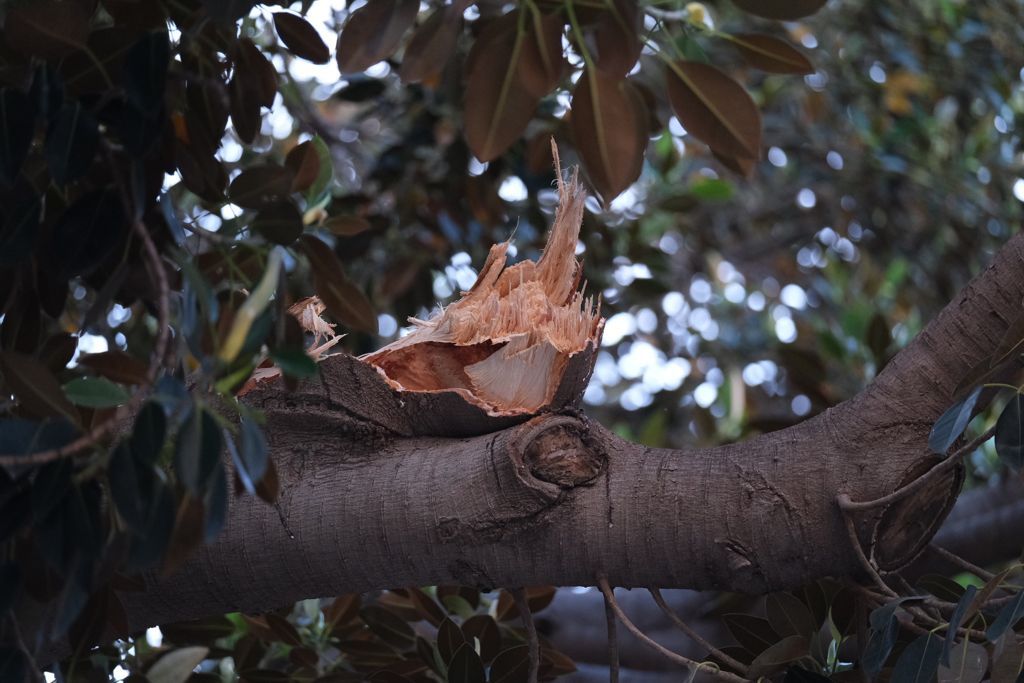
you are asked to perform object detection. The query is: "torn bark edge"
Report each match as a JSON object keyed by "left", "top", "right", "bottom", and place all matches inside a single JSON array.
[{"left": 869, "top": 456, "right": 965, "bottom": 572}]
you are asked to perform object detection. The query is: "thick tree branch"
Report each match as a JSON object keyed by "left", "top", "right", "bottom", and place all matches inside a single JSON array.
[{"left": 32, "top": 234, "right": 1024, "bottom": 655}]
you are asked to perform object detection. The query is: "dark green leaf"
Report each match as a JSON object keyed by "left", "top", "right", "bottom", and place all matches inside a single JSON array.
[
  {"left": 32, "top": 457, "right": 72, "bottom": 523},
  {"left": 49, "top": 189, "right": 128, "bottom": 279},
  {"left": 131, "top": 401, "right": 167, "bottom": 465},
  {"left": 0, "top": 88, "right": 36, "bottom": 185},
  {"left": 229, "top": 164, "right": 295, "bottom": 209},
  {"left": 239, "top": 417, "right": 268, "bottom": 491},
  {"left": 63, "top": 377, "right": 131, "bottom": 408},
  {"left": 446, "top": 643, "right": 485, "bottom": 683},
  {"left": 125, "top": 478, "right": 175, "bottom": 571},
  {"left": 0, "top": 418, "right": 76, "bottom": 460},
  {"left": 252, "top": 200, "right": 304, "bottom": 245},
  {"left": 995, "top": 394, "right": 1024, "bottom": 470},
  {"left": 174, "top": 405, "right": 224, "bottom": 496},
  {"left": 270, "top": 348, "right": 317, "bottom": 379},
  {"left": 942, "top": 585, "right": 977, "bottom": 666},
  {"left": 0, "top": 563, "right": 21, "bottom": 615},
  {"left": 722, "top": 614, "right": 778, "bottom": 655},
  {"left": 766, "top": 592, "right": 817, "bottom": 638},
  {"left": 0, "top": 178, "right": 42, "bottom": 266},
  {"left": 203, "top": 460, "right": 228, "bottom": 542},
  {"left": 0, "top": 647, "right": 27, "bottom": 683},
  {"left": 361, "top": 605, "right": 416, "bottom": 649},
  {"left": 0, "top": 351, "right": 79, "bottom": 422},
  {"left": 274, "top": 12, "right": 331, "bottom": 64},
  {"left": 929, "top": 386, "right": 982, "bottom": 455},
  {"left": 109, "top": 442, "right": 146, "bottom": 531},
  {"left": 436, "top": 617, "right": 466, "bottom": 665},
  {"left": 987, "top": 590, "right": 1024, "bottom": 642},
  {"left": 489, "top": 646, "right": 531, "bottom": 683},
  {"left": 46, "top": 101, "right": 100, "bottom": 185},
  {"left": 891, "top": 632, "right": 943, "bottom": 683},
  {"left": 123, "top": 29, "right": 170, "bottom": 113},
  {"left": 461, "top": 615, "right": 500, "bottom": 663},
  {"left": 748, "top": 635, "right": 808, "bottom": 678},
  {"left": 863, "top": 597, "right": 923, "bottom": 676}
]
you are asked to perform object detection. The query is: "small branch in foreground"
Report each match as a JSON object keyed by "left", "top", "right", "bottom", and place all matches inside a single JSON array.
[
  {"left": 602, "top": 584, "right": 620, "bottom": 683},
  {"left": 930, "top": 544, "right": 996, "bottom": 582},
  {"left": 509, "top": 588, "right": 539, "bottom": 683},
  {"left": 649, "top": 588, "right": 749, "bottom": 677},
  {"left": 596, "top": 578, "right": 746, "bottom": 683},
  {"left": 837, "top": 425, "right": 995, "bottom": 513}
]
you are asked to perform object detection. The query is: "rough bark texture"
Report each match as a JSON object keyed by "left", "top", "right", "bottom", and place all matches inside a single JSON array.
[{"left": 94, "top": 233, "right": 1024, "bottom": 637}]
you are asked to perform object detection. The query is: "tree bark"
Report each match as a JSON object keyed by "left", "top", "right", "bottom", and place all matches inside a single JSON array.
[{"left": 84, "top": 233, "right": 1024, "bottom": 638}]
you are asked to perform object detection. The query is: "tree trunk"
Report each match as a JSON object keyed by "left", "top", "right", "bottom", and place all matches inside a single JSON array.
[{"left": 114, "top": 233, "right": 1024, "bottom": 633}]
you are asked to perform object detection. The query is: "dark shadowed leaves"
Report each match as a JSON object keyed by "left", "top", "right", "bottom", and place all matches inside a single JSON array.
[
  {"left": 335, "top": 0, "right": 418, "bottom": 74},
  {"left": 123, "top": 29, "right": 170, "bottom": 113},
  {"left": 201, "top": 0, "right": 257, "bottom": 22},
  {"left": 0, "top": 88, "right": 36, "bottom": 185},
  {"left": 766, "top": 592, "right": 816, "bottom": 639},
  {"left": 461, "top": 615, "right": 500, "bottom": 663},
  {"left": 236, "top": 39, "right": 278, "bottom": 109},
  {"left": 109, "top": 442, "right": 146, "bottom": 531},
  {"left": 892, "top": 632, "right": 943, "bottom": 683},
  {"left": 299, "top": 235, "right": 378, "bottom": 334},
  {"left": 666, "top": 61, "right": 762, "bottom": 161},
  {"left": 731, "top": 0, "right": 828, "bottom": 20},
  {"left": 160, "top": 615, "right": 235, "bottom": 645},
  {"left": 863, "top": 597, "right": 922, "bottom": 676},
  {"left": 723, "top": 614, "right": 778, "bottom": 656},
  {"left": 447, "top": 643, "right": 486, "bottom": 683},
  {"left": 406, "top": 586, "right": 445, "bottom": 626},
  {"left": 274, "top": 12, "right": 331, "bottom": 64},
  {"left": 0, "top": 418, "right": 76, "bottom": 460},
  {"left": 0, "top": 351, "right": 78, "bottom": 422},
  {"left": 986, "top": 590, "right": 1024, "bottom": 642},
  {"left": 941, "top": 585, "right": 976, "bottom": 666},
  {"left": 270, "top": 348, "right": 317, "bottom": 378},
  {"left": 490, "top": 646, "right": 531, "bottom": 683},
  {"left": 436, "top": 617, "right": 466, "bottom": 664},
  {"left": 285, "top": 140, "right": 322, "bottom": 192},
  {"left": 78, "top": 350, "right": 149, "bottom": 386},
  {"left": 731, "top": 34, "right": 814, "bottom": 74},
  {"left": 570, "top": 69, "right": 646, "bottom": 202},
  {"left": 146, "top": 645, "right": 210, "bottom": 683},
  {"left": 162, "top": 495, "right": 205, "bottom": 576},
  {"left": 995, "top": 394, "right": 1024, "bottom": 470},
  {"left": 230, "top": 164, "right": 296, "bottom": 209},
  {"left": 125, "top": 477, "right": 175, "bottom": 571},
  {"left": 325, "top": 215, "right": 371, "bottom": 236},
  {"left": 46, "top": 101, "right": 100, "bottom": 185},
  {"left": 361, "top": 605, "right": 416, "bottom": 649},
  {"left": 174, "top": 405, "right": 223, "bottom": 496},
  {"left": 204, "top": 460, "right": 228, "bottom": 542},
  {"left": 399, "top": 6, "right": 462, "bottom": 85},
  {"left": 748, "top": 635, "right": 808, "bottom": 678},
  {"left": 252, "top": 200, "right": 304, "bottom": 245},
  {"left": 928, "top": 385, "right": 982, "bottom": 455},
  {"left": 593, "top": 0, "right": 641, "bottom": 77},
  {"left": 784, "top": 667, "right": 831, "bottom": 682},
  {"left": 0, "top": 647, "right": 26, "bottom": 683},
  {"left": 63, "top": 377, "right": 131, "bottom": 408},
  {"left": 938, "top": 641, "right": 987, "bottom": 683},
  {"left": 49, "top": 190, "right": 128, "bottom": 279},
  {"left": 5, "top": 0, "right": 90, "bottom": 59},
  {"left": 0, "top": 178, "right": 41, "bottom": 265}
]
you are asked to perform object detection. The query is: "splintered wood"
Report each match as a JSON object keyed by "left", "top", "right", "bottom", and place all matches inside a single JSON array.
[{"left": 363, "top": 147, "right": 603, "bottom": 416}]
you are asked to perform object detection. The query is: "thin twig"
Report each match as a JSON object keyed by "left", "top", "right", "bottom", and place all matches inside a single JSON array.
[
  {"left": 930, "top": 544, "right": 996, "bottom": 582},
  {"left": 602, "top": 583, "right": 620, "bottom": 683},
  {"left": 648, "top": 588, "right": 749, "bottom": 676},
  {"left": 836, "top": 496, "right": 899, "bottom": 599},
  {"left": 837, "top": 425, "right": 996, "bottom": 513},
  {"left": 596, "top": 578, "right": 746, "bottom": 683},
  {"left": 510, "top": 588, "right": 539, "bottom": 683}
]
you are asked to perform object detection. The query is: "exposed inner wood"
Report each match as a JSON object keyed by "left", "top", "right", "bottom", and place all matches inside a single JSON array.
[{"left": 362, "top": 146, "right": 603, "bottom": 416}]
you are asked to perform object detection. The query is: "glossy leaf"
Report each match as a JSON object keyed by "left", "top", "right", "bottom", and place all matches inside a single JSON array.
[
  {"left": 446, "top": 643, "right": 486, "bottom": 683},
  {"left": 666, "top": 60, "right": 762, "bottom": 161},
  {"left": 131, "top": 401, "right": 167, "bottom": 465},
  {"left": 0, "top": 351, "right": 78, "bottom": 422},
  {"left": 593, "top": 0, "right": 641, "bottom": 77},
  {"left": 891, "top": 632, "right": 943, "bottom": 683},
  {"left": 766, "top": 592, "right": 816, "bottom": 638},
  {"left": 570, "top": 69, "right": 646, "bottom": 202},
  {"left": 174, "top": 406, "right": 224, "bottom": 496},
  {"left": 63, "top": 377, "right": 130, "bottom": 408},
  {"left": 252, "top": 200, "right": 304, "bottom": 245},
  {"left": 437, "top": 617, "right": 466, "bottom": 665},
  {"left": 0, "top": 88, "right": 36, "bottom": 185},
  {"left": 336, "top": 0, "right": 419, "bottom": 74},
  {"left": 5, "top": 0, "right": 90, "bottom": 59},
  {"left": 942, "top": 584, "right": 977, "bottom": 666},
  {"left": 995, "top": 394, "right": 1024, "bottom": 470},
  {"left": 123, "top": 29, "right": 170, "bottom": 113},
  {"left": 147, "top": 645, "right": 210, "bottom": 683},
  {"left": 274, "top": 12, "right": 330, "bottom": 64},
  {"left": 987, "top": 590, "right": 1024, "bottom": 642},
  {"left": 863, "top": 597, "right": 923, "bottom": 676},
  {"left": 285, "top": 140, "right": 322, "bottom": 192},
  {"left": 361, "top": 605, "right": 416, "bottom": 648},
  {"left": 461, "top": 615, "right": 500, "bottom": 663},
  {"left": 45, "top": 101, "right": 99, "bottom": 186},
  {"left": 731, "top": 0, "right": 828, "bottom": 21},
  {"left": 229, "top": 164, "right": 296, "bottom": 210},
  {"left": 399, "top": 6, "right": 462, "bottom": 85},
  {"left": 299, "top": 235, "right": 378, "bottom": 334},
  {"left": 325, "top": 215, "right": 371, "bottom": 236},
  {"left": 270, "top": 348, "right": 318, "bottom": 378},
  {"left": 748, "top": 635, "right": 808, "bottom": 678},
  {"left": 731, "top": 34, "right": 814, "bottom": 74},
  {"left": 489, "top": 646, "right": 531, "bottom": 683},
  {"left": 236, "top": 39, "right": 278, "bottom": 109},
  {"left": 928, "top": 385, "right": 982, "bottom": 455},
  {"left": 722, "top": 614, "right": 778, "bottom": 655},
  {"left": 78, "top": 350, "right": 149, "bottom": 386},
  {"left": 937, "top": 641, "right": 987, "bottom": 683}
]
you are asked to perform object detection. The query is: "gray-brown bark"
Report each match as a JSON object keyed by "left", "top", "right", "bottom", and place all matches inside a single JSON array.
[{"left": 69, "top": 233, "right": 1024, "bottom": 642}]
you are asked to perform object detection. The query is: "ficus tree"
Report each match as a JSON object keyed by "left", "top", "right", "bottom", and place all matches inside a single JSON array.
[{"left": 0, "top": 0, "right": 1022, "bottom": 682}]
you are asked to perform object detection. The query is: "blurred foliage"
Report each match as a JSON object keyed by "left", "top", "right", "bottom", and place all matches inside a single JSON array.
[{"left": 0, "top": 0, "right": 1019, "bottom": 680}]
